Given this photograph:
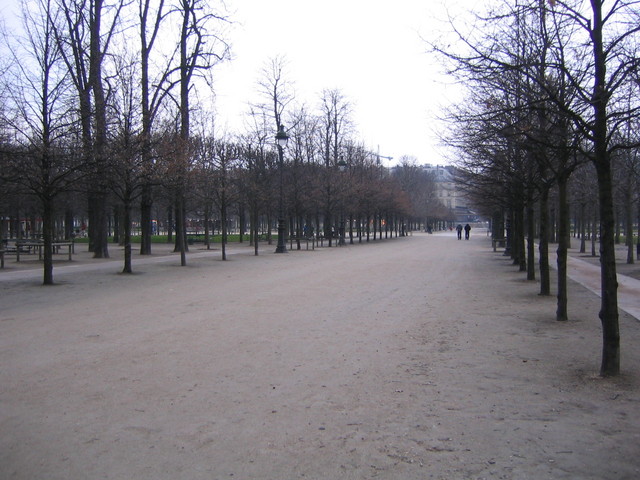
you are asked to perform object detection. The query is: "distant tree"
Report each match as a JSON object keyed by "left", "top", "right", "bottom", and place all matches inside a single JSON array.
[
  {"left": 392, "top": 158, "right": 439, "bottom": 230},
  {"left": 253, "top": 56, "right": 294, "bottom": 250},
  {"left": 318, "top": 88, "right": 353, "bottom": 244}
]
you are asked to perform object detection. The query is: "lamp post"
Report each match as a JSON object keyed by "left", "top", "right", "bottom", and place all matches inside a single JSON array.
[
  {"left": 337, "top": 159, "right": 347, "bottom": 246},
  {"left": 275, "top": 124, "right": 289, "bottom": 253}
]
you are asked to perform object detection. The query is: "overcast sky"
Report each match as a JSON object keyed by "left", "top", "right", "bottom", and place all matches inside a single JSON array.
[
  {"left": 214, "top": 0, "right": 463, "bottom": 165},
  {"left": 0, "top": 0, "right": 465, "bottom": 166}
]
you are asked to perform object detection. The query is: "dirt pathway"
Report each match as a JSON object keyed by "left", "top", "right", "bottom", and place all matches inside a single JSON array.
[{"left": 1, "top": 233, "right": 639, "bottom": 479}]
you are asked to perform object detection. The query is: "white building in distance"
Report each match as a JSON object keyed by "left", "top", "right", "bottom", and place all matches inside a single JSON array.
[{"left": 422, "top": 164, "right": 477, "bottom": 222}]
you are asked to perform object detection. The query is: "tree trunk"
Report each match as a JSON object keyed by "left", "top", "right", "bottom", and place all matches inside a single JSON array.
[
  {"left": 349, "top": 214, "right": 354, "bottom": 244},
  {"left": 591, "top": 0, "right": 619, "bottom": 376},
  {"left": 526, "top": 199, "right": 535, "bottom": 280},
  {"left": 539, "top": 188, "right": 550, "bottom": 296},
  {"left": 42, "top": 197, "right": 54, "bottom": 285},
  {"left": 512, "top": 201, "right": 526, "bottom": 270},
  {"left": 139, "top": 0, "right": 159, "bottom": 256},
  {"left": 113, "top": 205, "right": 121, "bottom": 245},
  {"left": 177, "top": 197, "right": 187, "bottom": 266},
  {"left": 166, "top": 205, "right": 173, "bottom": 243},
  {"left": 580, "top": 202, "right": 587, "bottom": 253},
  {"left": 591, "top": 207, "right": 597, "bottom": 257},
  {"left": 204, "top": 204, "right": 211, "bottom": 250},
  {"left": 239, "top": 206, "right": 245, "bottom": 243},
  {"left": 252, "top": 208, "right": 259, "bottom": 256},
  {"left": 64, "top": 209, "right": 74, "bottom": 240},
  {"left": 595, "top": 158, "right": 620, "bottom": 376},
  {"left": 90, "top": 0, "right": 109, "bottom": 259},
  {"left": 637, "top": 208, "right": 640, "bottom": 261},
  {"left": 122, "top": 198, "right": 132, "bottom": 274},
  {"left": 625, "top": 190, "right": 634, "bottom": 264},
  {"left": 140, "top": 188, "right": 153, "bottom": 255},
  {"left": 556, "top": 174, "right": 570, "bottom": 321},
  {"left": 366, "top": 214, "right": 371, "bottom": 242},
  {"left": 221, "top": 201, "right": 227, "bottom": 261}
]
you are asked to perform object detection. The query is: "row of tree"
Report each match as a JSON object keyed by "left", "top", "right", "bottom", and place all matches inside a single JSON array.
[
  {"left": 0, "top": 1, "right": 450, "bottom": 285},
  {"left": 1, "top": 0, "right": 231, "bottom": 281},
  {"left": 435, "top": 0, "right": 639, "bottom": 377}
]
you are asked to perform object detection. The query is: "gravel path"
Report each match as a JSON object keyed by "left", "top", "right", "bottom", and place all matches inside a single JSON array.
[{"left": 1, "top": 232, "right": 639, "bottom": 479}]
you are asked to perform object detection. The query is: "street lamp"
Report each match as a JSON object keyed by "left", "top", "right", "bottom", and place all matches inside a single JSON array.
[
  {"left": 275, "top": 124, "right": 289, "bottom": 253},
  {"left": 337, "top": 159, "right": 348, "bottom": 245}
]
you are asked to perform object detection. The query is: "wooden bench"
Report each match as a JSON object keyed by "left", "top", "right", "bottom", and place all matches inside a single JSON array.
[
  {"left": 15, "top": 240, "right": 74, "bottom": 261},
  {"left": 289, "top": 236, "right": 315, "bottom": 251},
  {"left": 492, "top": 237, "right": 506, "bottom": 252}
]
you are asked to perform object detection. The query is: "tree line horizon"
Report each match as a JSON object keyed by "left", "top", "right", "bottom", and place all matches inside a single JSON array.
[{"left": 0, "top": 0, "right": 451, "bottom": 282}]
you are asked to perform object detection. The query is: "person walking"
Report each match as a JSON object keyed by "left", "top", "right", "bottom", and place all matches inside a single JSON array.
[
  {"left": 464, "top": 223, "right": 471, "bottom": 240},
  {"left": 456, "top": 224, "right": 463, "bottom": 240}
]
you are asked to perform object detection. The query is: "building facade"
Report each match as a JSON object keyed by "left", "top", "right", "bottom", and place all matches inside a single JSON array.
[{"left": 422, "top": 164, "right": 477, "bottom": 223}]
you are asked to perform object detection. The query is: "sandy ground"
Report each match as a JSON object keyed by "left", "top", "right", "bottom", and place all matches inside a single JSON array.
[{"left": 1, "top": 232, "right": 639, "bottom": 480}]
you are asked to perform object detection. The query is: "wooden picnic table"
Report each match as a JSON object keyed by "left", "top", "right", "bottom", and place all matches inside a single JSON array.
[{"left": 15, "top": 240, "right": 74, "bottom": 262}]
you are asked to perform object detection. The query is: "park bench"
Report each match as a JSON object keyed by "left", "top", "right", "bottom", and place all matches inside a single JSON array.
[
  {"left": 315, "top": 234, "right": 343, "bottom": 247},
  {"left": 14, "top": 240, "right": 74, "bottom": 262},
  {"left": 315, "top": 235, "right": 332, "bottom": 247},
  {"left": 288, "top": 236, "right": 315, "bottom": 251},
  {"left": 2, "top": 239, "right": 31, "bottom": 254},
  {"left": 492, "top": 237, "right": 506, "bottom": 252}
]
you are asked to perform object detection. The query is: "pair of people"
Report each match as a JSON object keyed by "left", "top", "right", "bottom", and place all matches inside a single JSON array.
[{"left": 456, "top": 224, "right": 471, "bottom": 240}]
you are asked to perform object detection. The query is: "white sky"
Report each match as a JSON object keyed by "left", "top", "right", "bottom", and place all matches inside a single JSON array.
[
  {"left": 1, "top": 0, "right": 465, "bottom": 166},
  {"left": 214, "top": 0, "right": 462, "bottom": 165}
]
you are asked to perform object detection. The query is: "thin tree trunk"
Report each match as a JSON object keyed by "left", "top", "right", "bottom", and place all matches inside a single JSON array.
[
  {"left": 221, "top": 201, "right": 227, "bottom": 261},
  {"left": 123, "top": 198, "right": 132, "bottom": 274},
  {"left": 204, "top": 204, "right": 211, "bottom": 250},
  {"left": 580, "top": 202, "right": 586, "bottom": 253},
  {"left": 140, "top": 189, "right": 153, "bottom": 255},
  {"left": 625, "top": 190, "right": 634, "bottom": 264},
  {"left": 539, "top": 188, "right": 550, "bottom": 296},
  {"left": 42, "top": 197, "right": 54, "bottom": 285},
  {"left": 526, "top": 199, "right": 535, "bottom": 281},
  {"left": 166, "top": 205, "right": 173, "bottom": 243},
  {"left": 591, "top": 207, "right": 597, "bottom": 257},
  {"left": 556, "top": 174, "right": 569, "bottom": 321},
  {"left": 175, "top": 197, "right": 187, "bottom": 266}
]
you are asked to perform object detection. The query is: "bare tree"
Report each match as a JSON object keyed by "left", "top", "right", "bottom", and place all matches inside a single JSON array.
[
  {"left": 253, "top": 56, "right": 294, "bottom": 251},
  {"left": 2, "top": 0, "right": 83, "bottom": 284},
  {"left": 138, "top": 0, "right": 172, "bottom": 255},
  {"left": 435, "top": 0, "right": 640, "bottom": 376},
  {"left": 318, "top": 88, "right": 353, "bottom": 244},
  {"left": 172, "top": 0, "right": 230, "bottom": 266},
  {"left": 53, "top": 0, "right": 126, "bottom": 258},
  {"left": 107, "top": 51, "right": 159, "bottom": 273}
]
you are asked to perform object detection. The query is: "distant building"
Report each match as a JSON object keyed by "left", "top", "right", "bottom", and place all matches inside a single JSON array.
[
  {"left": 422, "top": 164, "right": 478, "bottom": 223},
  {"left": 422, "top": 164, "right": 462, "bottom": 211}
]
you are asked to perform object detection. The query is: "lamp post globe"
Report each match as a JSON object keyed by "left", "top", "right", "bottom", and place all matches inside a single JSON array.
[
  {"left": 276, "top": 124, "right": 289, "bottom": 148},
  {"left": 275, "top": 125, "right": 289, "bottom": 254}
]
